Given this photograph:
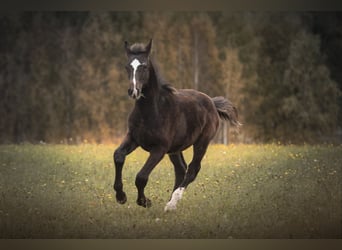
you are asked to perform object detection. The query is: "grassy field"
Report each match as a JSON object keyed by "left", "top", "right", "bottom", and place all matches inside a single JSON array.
[{"left": 0, "top": 143, "right": 341, "bottom": 238}]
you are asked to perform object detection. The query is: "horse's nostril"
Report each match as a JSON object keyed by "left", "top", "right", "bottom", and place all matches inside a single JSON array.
[
  {"left": 128, "top": 89, "right": 133, "bottom": 96},
  {"left": 128, "top": 88, "right": 140, "bottom": 99}
]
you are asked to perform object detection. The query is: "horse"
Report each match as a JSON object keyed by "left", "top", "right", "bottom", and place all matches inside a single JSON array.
[{"left": 113, "top": 39, "right": 241, "bottom": 211}]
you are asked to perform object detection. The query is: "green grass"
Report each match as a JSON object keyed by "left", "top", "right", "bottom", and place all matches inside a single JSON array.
[{"left": 0, "top": 143, "right": 341, "bottom": 238}]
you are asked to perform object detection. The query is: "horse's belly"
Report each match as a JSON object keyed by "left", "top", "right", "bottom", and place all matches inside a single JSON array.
[
  {"left": 167, "top": 142, "right": 193, "bottom": 154},
  {"left": 132, "top": 129, "right": 167, "bottom": 152},
  {"left": 168, "top": 127, "right": 202, "bottom": 153}
]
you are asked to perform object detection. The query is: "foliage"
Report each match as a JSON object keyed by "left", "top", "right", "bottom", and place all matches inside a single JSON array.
[
  {"left": 0, "top": 144, "right": 341, "bottom": 238},
  {"left": 0, "top": 12, "right": 341, "bottom": 144},
  {"left": 280, "top": 31, "right": 340, "bottom": 142}
]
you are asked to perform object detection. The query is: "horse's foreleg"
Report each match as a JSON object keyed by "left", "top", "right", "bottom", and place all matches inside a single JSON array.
[
  {"left": 135, "top": 149, "right": 165, "bottom": 208},
  {"left": 113, "top": 135, "right": 137, "bottom": 204}
]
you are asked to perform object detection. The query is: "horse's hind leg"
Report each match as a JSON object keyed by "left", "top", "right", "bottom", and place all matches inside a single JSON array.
[
  {"left": 168, "top": 152, "right": 187, "bottom": 191},
  {"left": 113, "top": 134, "right": 137, "bottom": 204},
  {"left": 165, "top": 140, "right": 209, "bottom": 211}
]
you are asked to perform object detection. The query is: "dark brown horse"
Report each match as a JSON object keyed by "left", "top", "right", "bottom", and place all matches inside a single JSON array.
[{"left": 113, "top": 39, "right": 240, "bottom": 211}]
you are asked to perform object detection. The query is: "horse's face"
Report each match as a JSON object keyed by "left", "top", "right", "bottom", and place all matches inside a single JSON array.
[
  {"left": 125, "top": 40, "right": 152, "bottom": 100},
  {"left": 125, "top": 56, "right": 150, "bottom": 100}
]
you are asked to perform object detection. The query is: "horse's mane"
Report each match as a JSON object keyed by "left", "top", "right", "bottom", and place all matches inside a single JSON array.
[
  {"left": 161, "top": 83, "right": 177, "bottom": 94},
  {"left": 150, "top": 58, "right": 176, "bottom": 94},
  {"left": 129, "top": 43, "right": 148, "bottom": 55}
]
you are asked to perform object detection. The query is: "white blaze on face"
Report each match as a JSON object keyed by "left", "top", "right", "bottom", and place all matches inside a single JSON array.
[{"left": 130, "top": 58, "right": 141, "bottom": 97}]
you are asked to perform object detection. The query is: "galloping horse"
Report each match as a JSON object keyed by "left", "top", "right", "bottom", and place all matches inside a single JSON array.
[{"left": 113, "top": 39, "right": 240, "bottom": 211}]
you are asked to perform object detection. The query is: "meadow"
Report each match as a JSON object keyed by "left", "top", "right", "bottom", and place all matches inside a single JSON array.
[{"left": 0, "top": 143, "right": 341, "bottom": 238}]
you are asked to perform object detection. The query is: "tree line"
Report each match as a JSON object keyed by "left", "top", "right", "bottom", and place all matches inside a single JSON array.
[{"left": 0, "top": 12, "right": 341, "bottom": 144}]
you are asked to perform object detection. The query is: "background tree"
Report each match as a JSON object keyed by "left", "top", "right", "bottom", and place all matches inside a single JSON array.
[
  {"left": 219, "top": 47, "right": 244, "bottom": 144},
  {"left": 280, "top": 31, "right": 340, "bottom": 143}
]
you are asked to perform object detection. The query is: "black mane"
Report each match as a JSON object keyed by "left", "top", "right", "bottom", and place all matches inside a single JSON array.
[
  {"left": 161, "top": 83, "right": 177, "bottom": 94},
  {"left": 129, "top": 43, "right": 150, "bottom": 55},
  {"left": 149, "top": 57, "right": 176, "bottom": 95}
]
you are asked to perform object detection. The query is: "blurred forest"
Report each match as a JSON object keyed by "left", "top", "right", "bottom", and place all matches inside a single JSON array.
[{"left": 0, "top": 12, "right": 341, "bottom": 144}]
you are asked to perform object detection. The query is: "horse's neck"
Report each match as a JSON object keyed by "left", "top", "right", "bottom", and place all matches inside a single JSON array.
[{"left": 136, "top": 73, "right": 161, "bottom": 116}]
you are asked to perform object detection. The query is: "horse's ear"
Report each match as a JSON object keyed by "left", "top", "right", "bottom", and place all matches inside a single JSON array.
[
  {"left": 145, "top": 39, "right": 152, "bottom": 55},
  {"left": 124, "top": 41, "right": 130, "bottom": 56}
]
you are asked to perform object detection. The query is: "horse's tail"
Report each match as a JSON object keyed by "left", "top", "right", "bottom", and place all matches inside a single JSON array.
[{"left": 212, "top": 96, "right": 242, "bottom": 127}]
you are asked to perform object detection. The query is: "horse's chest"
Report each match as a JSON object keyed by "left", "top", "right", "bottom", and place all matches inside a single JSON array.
[{"left": 129, "top": 117, "right": 166, "bottom": 150}]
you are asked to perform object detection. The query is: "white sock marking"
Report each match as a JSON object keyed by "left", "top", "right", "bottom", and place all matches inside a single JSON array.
[{"left": 164, "top": 187, "right": 185, "bottom": 211}]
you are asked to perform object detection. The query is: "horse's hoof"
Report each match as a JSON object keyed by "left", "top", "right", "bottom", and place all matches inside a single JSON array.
[
  {"left": 164, "top": 202, "right": 177, "bottom": 212},
  {"left": 116, "top": 192, "right": 127, "bottom": 204},
  {"left": 137, "top": 197, "right": 152, "bottom": 208}
]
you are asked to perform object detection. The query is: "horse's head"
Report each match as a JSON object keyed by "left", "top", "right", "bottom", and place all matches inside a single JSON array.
[{"left": 124, "top": 39, "right": 152, "bottom": 100}]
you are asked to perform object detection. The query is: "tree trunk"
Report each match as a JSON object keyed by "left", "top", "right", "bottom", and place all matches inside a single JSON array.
[
  {"left": 223, "top": 122, "right": 229, "bottom": 145},
  {"left": 193, "top": 31, "right": 199, "bottom": 90}
]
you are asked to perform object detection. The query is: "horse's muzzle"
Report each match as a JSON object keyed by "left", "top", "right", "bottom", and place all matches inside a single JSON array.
[{"left": 128, "top": 87, "right": 141, "bottom": 100}]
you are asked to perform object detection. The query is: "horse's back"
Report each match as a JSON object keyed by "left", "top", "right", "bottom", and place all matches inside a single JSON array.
[
  {"left": 174, "top": 89, "right": 219, "bottom": 117},
  {"left": 167, "top": 89, "right": 220, "bottom": 152}
]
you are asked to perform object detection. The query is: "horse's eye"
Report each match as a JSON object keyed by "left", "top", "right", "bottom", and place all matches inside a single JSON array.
[
  {"left": 125, "top": 65, "right": 131, "bottom": 78},
  {"left": 125, "top": 65, "right": 132, "bottom": 75}
]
